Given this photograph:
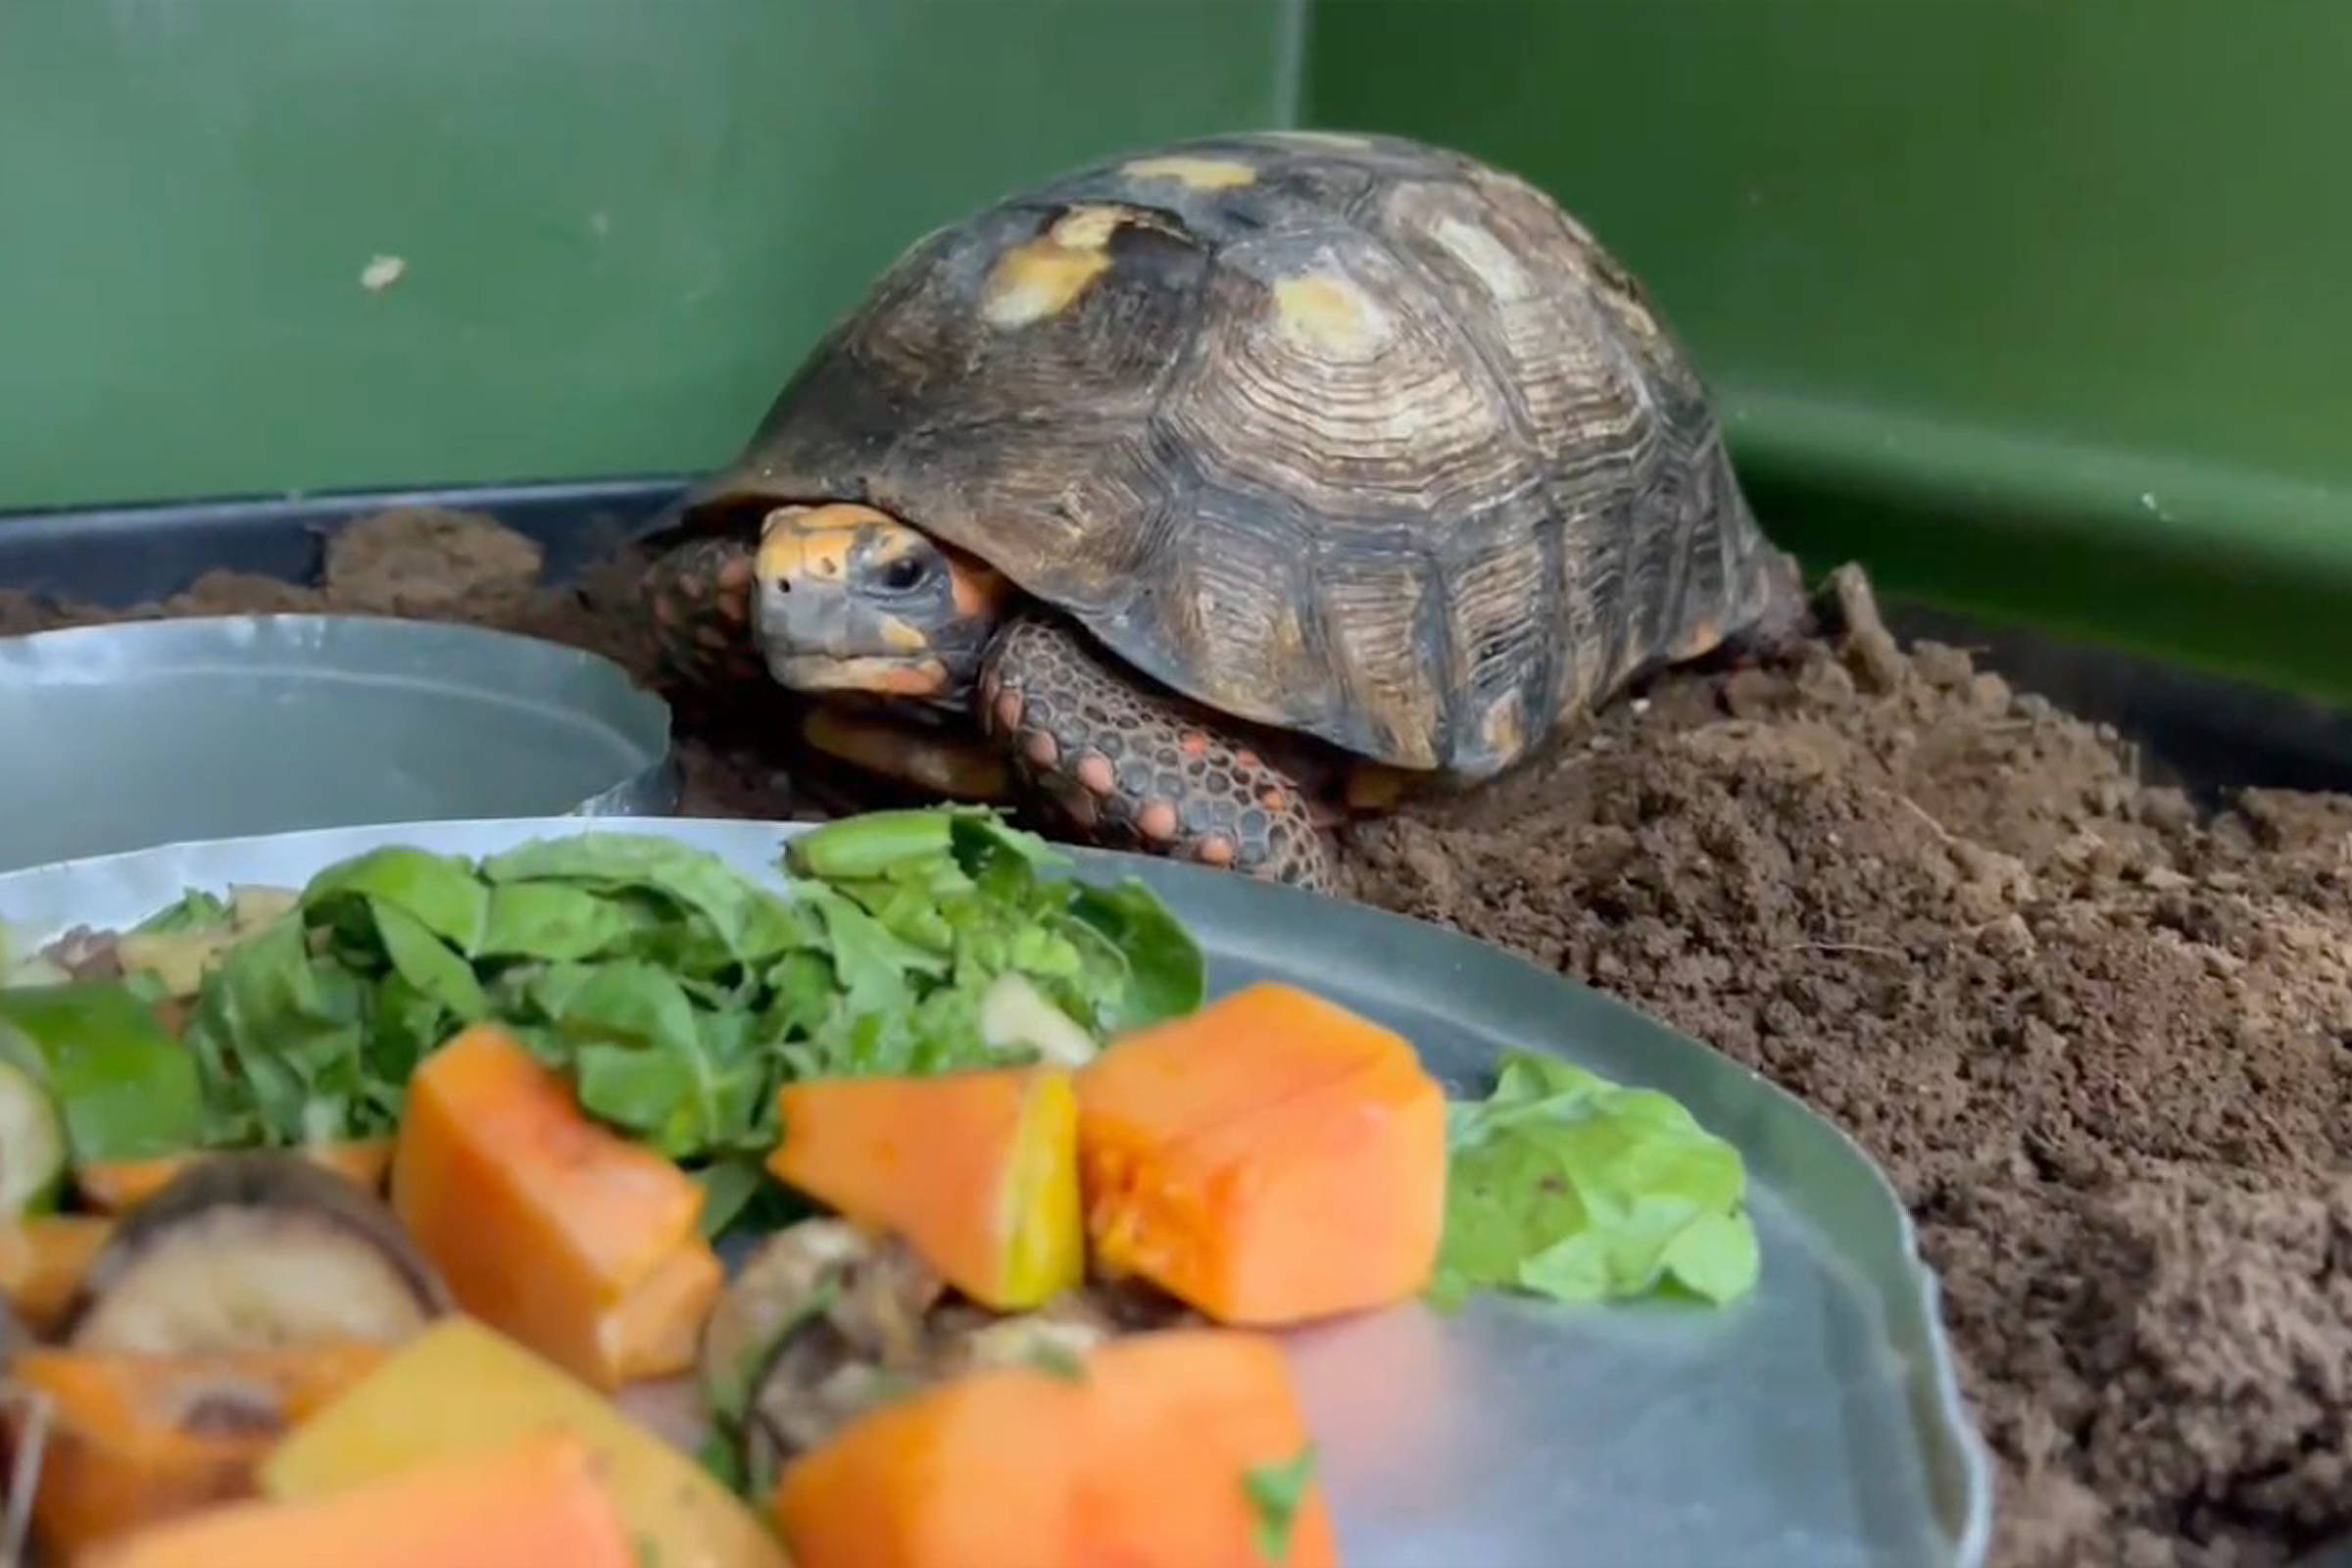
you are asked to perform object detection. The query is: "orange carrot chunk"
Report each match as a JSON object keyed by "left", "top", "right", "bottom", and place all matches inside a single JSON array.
[
  {"left": 75, "top": 1141, "right": 393, "bottom": 1215},
  {"left": 1076, "top": 981, "right": 1447, "bottom": 1325},
  {"left": 772, "top": 1355, "right": 1089, "bottom": 1568},
  {"left": 5, "top": 1343, "right": 386, "bottom": 1563},
  {"left": 767, "top": 1066, "right": 1083, "bottom": 1310},
  {"left": 0, "top": 1215, "right": 111, "bottom": 1334},
  {"left": 1073, "top": 1330, "right": 1340, "bottom": 1568},
  {"left": 80, "top": 1431, "right": 636, "bottom": 1568},
  {"left": 602, "top": 1234, "right": 727, "bottom": 1386},
  {"left": 770, "top": 1326, "right": 1337, "bottom": 1568},
  {"left": 388, "top": 1024, "right": 717, "bottom": 1389}
]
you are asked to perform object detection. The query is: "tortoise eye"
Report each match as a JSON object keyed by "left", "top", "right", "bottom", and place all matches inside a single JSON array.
[{"left": 878, "top": 556, "right": 929, "bottom": 593}]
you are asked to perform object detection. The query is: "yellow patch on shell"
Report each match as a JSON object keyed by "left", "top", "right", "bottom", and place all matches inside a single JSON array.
[
  {"left": 1118, "top": 155, "right": 1257, "bottom": 190},
  {"left": 1264, "top": 130, "right": 1373, "bottom": 150},
  {"left": 980, "top": 205, "right": 1133, "bottom": 328},
  {"left": 1271, "top": 271, "right": 1395, "bottom": 359},
  {"left": 1049, "top": 205, "right": 1129, "bottom": 250},
  {"left": 1673, "top": 617, "right": 1724, "bottom": 661},
  {"left": 1430, "top": 214, "right": 1532, "bottom": 303},
  {"left": 1478, "top": 691, "right": 1527, "bottom": 760}
]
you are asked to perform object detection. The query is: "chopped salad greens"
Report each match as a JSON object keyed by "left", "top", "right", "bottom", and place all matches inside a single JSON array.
[
  {"left": 3, "top": 809, "right": 1203, "bottom": 1238},
  {"left": 1431, "top": 1049, "right": 1762, "bottom": 1309},
  {"left": 1243, "top": 1444, "right": 1321, "bottom": 1563},
  {"left": 1, "top": 805, "right": 1761, "bottom": 1313}
]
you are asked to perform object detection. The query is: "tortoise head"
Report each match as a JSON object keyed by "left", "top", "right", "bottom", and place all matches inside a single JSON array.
[{"left": 751, "top": 503, "right": 1014, "bottom": 705}]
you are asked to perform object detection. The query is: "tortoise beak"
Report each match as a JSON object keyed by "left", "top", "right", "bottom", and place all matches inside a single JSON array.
[{"left": 753, "top": 568, "right": 856, "bottom": 658}]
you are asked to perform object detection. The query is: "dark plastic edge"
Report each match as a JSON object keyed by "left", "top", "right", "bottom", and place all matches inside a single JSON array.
[
  {"left": 0, "top": 477, "right": 680, "bottom": 605},
  {"left": 2, "top": 476, "right": 2347, "bottom": 800}
]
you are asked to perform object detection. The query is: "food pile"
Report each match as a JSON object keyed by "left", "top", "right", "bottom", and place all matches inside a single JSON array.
[{"left": 0, "top": 808, "right": 1758, "bottom": 1567}]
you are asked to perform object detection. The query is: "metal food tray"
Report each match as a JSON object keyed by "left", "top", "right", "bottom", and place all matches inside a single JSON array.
[
  {"left": 0, "top": 616, "right": 676, "bottom": 875},
  {"left": 0, "top": 816, "right": 1994, "bottom": 1567}
]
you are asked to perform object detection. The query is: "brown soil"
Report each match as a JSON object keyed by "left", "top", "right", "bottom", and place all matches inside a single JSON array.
[{"left": 7, "top": 508, "right": 2351, "bottom": 1567}]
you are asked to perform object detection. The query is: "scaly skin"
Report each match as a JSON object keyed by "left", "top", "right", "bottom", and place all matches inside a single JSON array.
[
  {"left": 975, "top": 613, "right": 1339, "bottom": 892},
  {"left": 643, "top": 535, "right": 767, "bottom": 691}
]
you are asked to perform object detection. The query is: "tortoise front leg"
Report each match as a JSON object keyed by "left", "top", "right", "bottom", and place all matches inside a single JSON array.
[
  {"left": 976, "top": 614, "right": 1340, "bottom": 893},
  {"left": 644, "top": 535, "right": 767, "bottom": 690}
]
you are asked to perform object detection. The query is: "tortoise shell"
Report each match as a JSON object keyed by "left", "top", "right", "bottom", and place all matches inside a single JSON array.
[{"left": 674, "top": 130, "right": 1796, "bottom": 778}]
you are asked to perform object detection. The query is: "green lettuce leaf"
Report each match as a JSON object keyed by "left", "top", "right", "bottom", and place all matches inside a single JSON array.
[
  {"left": 1433, "top": 1050, "right": 1762, "bottom": 1310},
  {"left": 0, "top": 982, "right": 207, "bottom": 1160}
]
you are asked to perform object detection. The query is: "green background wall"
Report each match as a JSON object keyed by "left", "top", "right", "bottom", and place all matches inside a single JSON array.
[
  {"left": 3, "top": 0, "right": 2346, "bottom": 701},
  {"left": 0, "top": 0, "right": 1301, "bottom": 509}
]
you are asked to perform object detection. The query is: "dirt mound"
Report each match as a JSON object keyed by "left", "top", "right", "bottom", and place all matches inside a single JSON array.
[{"left": 7, "top": 507, "right": 2351, "bottom": 1566}]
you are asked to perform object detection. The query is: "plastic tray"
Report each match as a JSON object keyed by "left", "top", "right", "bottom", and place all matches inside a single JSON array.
[
  {"left": 0, "top": 614, "right": 676, "bottom": 875},
  {"left": 0, "top": 815, "right": 1994, "bottom": 1567}
]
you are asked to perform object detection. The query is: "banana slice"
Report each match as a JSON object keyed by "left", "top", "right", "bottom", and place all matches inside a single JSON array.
[{"left": 61, "top": 1152, "right": 451, "bottom": 1354}]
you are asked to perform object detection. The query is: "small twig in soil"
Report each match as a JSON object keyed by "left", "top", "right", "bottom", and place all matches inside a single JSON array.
[
  {"left": 1898, "top": 796, "right": 1958, "bottom": 844},
  {"left": 1791, "top": 940, "right": 1906, "bottom": 958}
]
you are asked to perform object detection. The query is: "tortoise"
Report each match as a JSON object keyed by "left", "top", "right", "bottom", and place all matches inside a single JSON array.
[{"left": 644, "top": 129, "right": 1808, "bottom": 891}]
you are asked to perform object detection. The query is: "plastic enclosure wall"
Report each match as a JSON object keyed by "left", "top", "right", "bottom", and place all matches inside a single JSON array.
[
  {"left": 0, "top": 0, "right": 1303, "bottom": 505},
  {"left": 3, "top": 0, "right": 2346, "bottom": 707}
]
